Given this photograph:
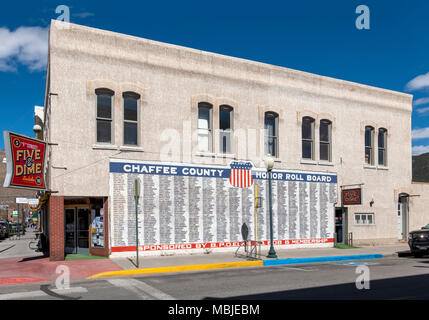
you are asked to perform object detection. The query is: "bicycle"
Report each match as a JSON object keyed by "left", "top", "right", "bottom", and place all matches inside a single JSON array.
[{"left": 28, "top": 232, "right": 42, "bottom": 251}]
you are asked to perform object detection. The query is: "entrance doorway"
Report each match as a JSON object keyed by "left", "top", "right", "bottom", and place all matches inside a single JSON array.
[
  {"left": 335, "top": 207, "right": 347, "bottom": 244},
  {"left": 65, "top": 208, "right": 89, "bottom": 254},
  {"left": 398, "top": 194, "right": 409, "bottom": 241}
]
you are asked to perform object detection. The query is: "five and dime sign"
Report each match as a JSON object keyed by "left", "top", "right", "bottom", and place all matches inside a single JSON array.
[
  {"left": 3, "top": 131, "right": 47, "bottom": 190},
  {"left": 342, "top": 188, "right": 362, "bottom": 205}
]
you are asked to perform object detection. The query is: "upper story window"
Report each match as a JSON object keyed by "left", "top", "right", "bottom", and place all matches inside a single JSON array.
[
  {"left": 378, "top": 128, "right": 387, "bottom": 166},
  {"left": 95, "top": 88, "right": 114, "bottom": 144},
  {"left": 319, "top": 119, "right": 332, "bottom": 162},
  {"left": 264, "top": 112, "right": 279, "bottom": 157},
  {"left": 123, "top": 92, "right": 140, "bottom": 146},
  {"left": 219, "top": 105, "right": 233, "bottom": 153},
  {"left": 365, "top": 126, "right": 375, "bottom": 165},
  {"left": 197, "top": 102, "right": 213, "bottom": 152},
  {"left": 302, "top": 117, "right": 315, "bottom": 160}
]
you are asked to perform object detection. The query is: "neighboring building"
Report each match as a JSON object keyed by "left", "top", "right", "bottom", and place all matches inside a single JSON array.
[
  {"left": 0, "top": 149, "right": 35, "bottom": 222},
  {"left": 38, "top": 20, "right": 429, "bottom": 261}
]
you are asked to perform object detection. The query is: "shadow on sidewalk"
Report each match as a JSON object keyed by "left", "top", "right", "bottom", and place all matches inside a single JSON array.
[{"left": 18, "top": 254, "right": 48, "bottom": 263}]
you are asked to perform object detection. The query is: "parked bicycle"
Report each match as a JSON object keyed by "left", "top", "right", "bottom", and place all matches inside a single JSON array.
[{"left": 28, "top": 232, "right": 42, "bottom": 251}]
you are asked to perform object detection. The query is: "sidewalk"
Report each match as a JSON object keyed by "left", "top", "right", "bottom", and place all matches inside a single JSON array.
[
  {"left": 0, "top": 229, "right": 122, "bottom": 286},
  {"left": 0, "top": 238, "right": 411, "bottom": 285}
]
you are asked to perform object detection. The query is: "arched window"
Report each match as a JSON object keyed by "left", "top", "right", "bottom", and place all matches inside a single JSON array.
[
  {"left": 378, "top": 128, "right": 387, "bottom": 166},
  {"left": 197, "top": 102, "right": 213, "bottom": 152},
  {"left": 319, "top": 119, "right": 332, "bottom": 161},
  {"left": 302, "top": 117, "right": 315, "bottom": 160},
  {"left": 365, "top": 126, "right": 375, "bottom": 165},
  {"left": 123, "top": 92, "right": 140, "bottom": 146},
  {"left": 219, "top": 105, "right": 233, "bottom": 153},
  {"left": 264, "top": 112, "right": 278, "bottom": 157},
  {"left": 95, "top": 88, "right": 114, "bottom": 144}
]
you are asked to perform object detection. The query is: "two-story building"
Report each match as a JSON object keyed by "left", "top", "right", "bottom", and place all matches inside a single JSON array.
[{"left": 37, "top": 20, "right": 429, "bottom": 261}]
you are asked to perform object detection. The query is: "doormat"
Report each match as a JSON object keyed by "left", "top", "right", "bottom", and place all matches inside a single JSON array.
[{"left": 65, "top": 254, "right": 108, "bottom": 261}]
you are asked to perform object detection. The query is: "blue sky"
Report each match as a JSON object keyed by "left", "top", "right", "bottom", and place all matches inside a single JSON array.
[{"left": 0, "top": 0, "right": 428, "bottom": 154}]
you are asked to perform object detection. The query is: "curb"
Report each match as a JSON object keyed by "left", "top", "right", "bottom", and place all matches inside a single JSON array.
[
  {"left": 262, "top": 254, "right": 384, "bottom": 266},
  {"left": 87, "top": 253, "right": 388, "bottom": 279},
  {"left": 87, "top": 260, "right": 263, "bottom": 279}
]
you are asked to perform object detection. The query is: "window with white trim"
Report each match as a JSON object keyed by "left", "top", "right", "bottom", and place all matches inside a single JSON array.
[
  {"left": 95, "top": 88, "right": 114, "bottom": 144},
  {"left": 123, "top": 92, "right": 140, "bottom": 146},
  {"left": 354, "top": 213, "right": 375, "bottom": 225},
  {"left": 302, "top": 116, "right": 315, "bottom": 160},
  {"left": 219, "top": 105, "right": 233, "bottom": 153},
  {"left": 197, "top": 102, "right": 213, "bottom": 152},
  {"left": 378, "top": 128, "right": 387, "bottom": 166}
]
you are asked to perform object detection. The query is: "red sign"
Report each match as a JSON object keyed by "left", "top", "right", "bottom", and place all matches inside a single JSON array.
[
  {"left": 3, "top": 131, "right": 47, "bottom": 190},
  {"left": 342, "top": 188, "right": 362, "bottom": 205}
]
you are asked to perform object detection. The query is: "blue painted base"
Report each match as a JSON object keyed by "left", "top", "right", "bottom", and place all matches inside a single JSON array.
[{"left": 262, "top": 254, "right": 383, "bottom": 266}]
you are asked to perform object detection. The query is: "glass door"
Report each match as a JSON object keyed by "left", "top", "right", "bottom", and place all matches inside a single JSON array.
[
  {"left": 77, "top": 208, "right": 89, "bottom": 254},
  {"left": 64, "top": 207, "right": 90, "bottom": 254},
  {"left": 65, "top": 209, "right": 76, "bottom": 254}
]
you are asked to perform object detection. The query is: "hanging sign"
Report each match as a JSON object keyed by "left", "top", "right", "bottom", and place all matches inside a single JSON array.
[
  {"left": 3, "top": 131, "right": 47, "bottom": 190},
  {"left": 342, "top": 188, "right": 362, "bottom": 205}
]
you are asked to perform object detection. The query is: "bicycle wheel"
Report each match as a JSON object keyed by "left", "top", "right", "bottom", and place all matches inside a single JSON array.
[{"left": 29, "top": 240, "right": 38, "bottom": 250}]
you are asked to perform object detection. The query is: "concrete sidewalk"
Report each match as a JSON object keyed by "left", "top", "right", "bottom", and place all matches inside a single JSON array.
[{"left": 110, "top": 244, "right": 410, "bottom": 271}]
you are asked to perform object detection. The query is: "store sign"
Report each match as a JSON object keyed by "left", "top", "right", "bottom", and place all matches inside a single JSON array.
[
  {"left": 342, "top": 188, "right": 362, "bottom": 205},
  {"left": 3, "top": 131, "right": 47, "bottom": 190}
]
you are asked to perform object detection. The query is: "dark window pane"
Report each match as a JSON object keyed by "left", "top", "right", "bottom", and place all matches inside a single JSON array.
[
  {"left": 365, "top": 147, "right": 372, "bottom": 164},
  {"left": 378, "top": 130, "right": 386, "bottom": 148},
  {"left": 97, "top": 95, "right": 112, "bottom": 119},
  {"left": 124, "top": 122, "right": 138, "bottom": 145},
  {"left": 320, "top": 121, "right": 330, "bottom": 142},
  {"left": 320, "top": 143, "right": 330, "bottom": 161},
  {"left": 265, "top": 137, "right": 277, "bottom": 157},
  {"left": 302, "top": 118, "right": 314, "bottom": 140},
  {"left": 97, "top": 119, "right": 111, "bottom": 143},
  {"left": 124, "top": 97, "right": 138, "bottom": 121},
  {"left": 302, "top": 141, "right": 313, "bottom": 159},
  {"left": 220, "top": 131, "right": 231, "bottom": 153},
  {"left": 198, "top": 106, "right": 211, "bottom": 129},
  {"left": 220, "top": 107, "right": 232, "bottom": 130},
  {"left": 365, "top": 127, "right": 373, "bottom": 147},
  {"left": 264, "top": 113, "right": 277, "bottom": 137},
  {"left": 378, "top": 149, "right": 385, "bottom": 166}
]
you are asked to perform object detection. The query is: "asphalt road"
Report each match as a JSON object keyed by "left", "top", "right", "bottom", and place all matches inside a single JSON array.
[{"left": 1, "top": 255, "right": 429, "bottom": 301}]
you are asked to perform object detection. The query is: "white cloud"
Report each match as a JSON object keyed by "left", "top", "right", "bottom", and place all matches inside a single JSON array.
[
  {"left": 413, "top": 145, "right": 429, "bottom": 156},
  {"left": 416, "top": 106, "right": 429, "bottom": 115},
  {"left": 406, "top": 72, "right": 429, "bottom": 91},
  {"left": 413, "top": 97, "right": 429, "bottom": 106},
  {"left": 0, "top": 26, "right": 49, "bottom": 72},
  {"left": 412, "top": 127, "right": 429, "bottom": 140}
]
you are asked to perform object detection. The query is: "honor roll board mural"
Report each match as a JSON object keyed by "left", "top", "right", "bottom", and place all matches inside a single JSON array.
[{"left": 109, "top": 159, "right": 338, "bottom": 255}]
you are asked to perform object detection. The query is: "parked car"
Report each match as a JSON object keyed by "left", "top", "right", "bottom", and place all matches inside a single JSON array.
[
  {"left": 408, "top": 224, "right": 429, "bottom": 257},
  {"left": 0, "top": 222, "right": 9, "bottom": 239}
]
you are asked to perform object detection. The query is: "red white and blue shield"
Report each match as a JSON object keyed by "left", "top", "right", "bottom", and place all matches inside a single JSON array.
[{"left": 229, "top": 161, "right": 254, "bottom": 188}]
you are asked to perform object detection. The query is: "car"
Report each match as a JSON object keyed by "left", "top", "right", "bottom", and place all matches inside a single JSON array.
[
  {"left": 408, "top": 224, "right": 429, "bottom": 257},
  {"left": 0, "top": 222, "right": 9, "bottom": 239}
]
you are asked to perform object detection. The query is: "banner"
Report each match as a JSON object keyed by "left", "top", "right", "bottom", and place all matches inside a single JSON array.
[
  {"left": 109, "top": 159, "right": 338, "bottom": 255},
  {"left": 3, "top": 131, "right": 47, "bottom": 190}
]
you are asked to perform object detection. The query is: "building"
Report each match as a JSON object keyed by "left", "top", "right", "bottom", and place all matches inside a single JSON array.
[{"left": 38, "top": 20, "right": 429, "bottom": 261}]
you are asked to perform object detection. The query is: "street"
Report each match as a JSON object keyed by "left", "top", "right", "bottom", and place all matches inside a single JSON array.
[{"left": 1, "top": 255, "right": 429, "bottom": 300}]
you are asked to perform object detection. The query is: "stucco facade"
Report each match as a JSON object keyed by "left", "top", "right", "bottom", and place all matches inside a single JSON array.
[{"left": 41, "top": 20, "right": 429, "bottom": 259}]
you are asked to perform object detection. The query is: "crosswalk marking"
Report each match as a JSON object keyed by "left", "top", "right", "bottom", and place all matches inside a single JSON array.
[{"left": 107, "top": 278, "right": 175, "bottom": 300}]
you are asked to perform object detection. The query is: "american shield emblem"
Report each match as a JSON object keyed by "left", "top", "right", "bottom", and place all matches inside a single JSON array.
[{"left": 229, "top": 161, "right": 254, "bottom": 188}]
